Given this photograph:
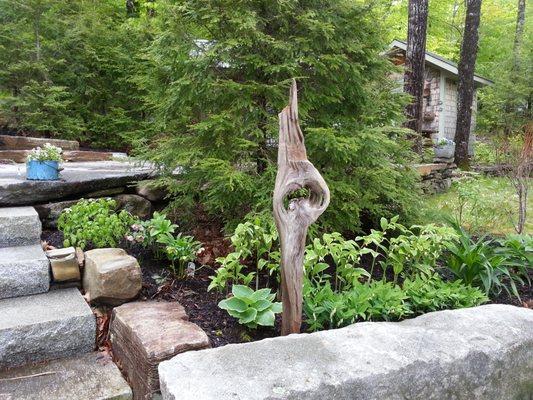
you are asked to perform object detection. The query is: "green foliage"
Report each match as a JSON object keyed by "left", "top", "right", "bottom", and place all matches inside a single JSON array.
[
  {"left": 209, "top": 215, "right": 280, "bottom": 292},
  {"left": 403, "top": 274, "right": 488, "bottom": 314},
  {"left": 27, "top": 143, "right": 62, "bottom": 162},
  {"left": 304, "top": 274, "right": 487, "bottom": 331},
  {"left": 444, "top": 225, "right": 531, "bottom": 300},
  {"left": 0, "top": 0, "right": 148, "bottom": 148},
  {"left": 135, "top": 0, "right": 420, "bottom": 233},
  {"left": 130, "top": 212, "right": 200, "bottom": 277},
  {"left": 58, "top": 198, "right": 134, "bottom": 249},
  {"left": 157, "top": 233, "right": 201, "bottom": 278},
  {"left": 218, "top": 285, "right": 282, "bottom": 329}
]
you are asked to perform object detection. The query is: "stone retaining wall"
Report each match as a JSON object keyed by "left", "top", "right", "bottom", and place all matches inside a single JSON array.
[
  {"left": 159, "top": 305, "right": 533, "bottom": 400},
  {"left": 414, "top": 163, "right": 455, "bottom": 194}
]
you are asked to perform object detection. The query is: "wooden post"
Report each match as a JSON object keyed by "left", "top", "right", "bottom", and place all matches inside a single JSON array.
[{"left": 273, "top": 80, "right": 330, "bottom": 335}]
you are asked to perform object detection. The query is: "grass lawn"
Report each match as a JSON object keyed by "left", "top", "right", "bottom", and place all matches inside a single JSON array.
[{"left": 420, "top": 176, "right": 533, "bottom": 236}]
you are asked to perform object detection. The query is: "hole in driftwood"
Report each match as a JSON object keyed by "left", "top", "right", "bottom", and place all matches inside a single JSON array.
[{"left": 283, "top": 186, "right": 311, "bottom": 211}]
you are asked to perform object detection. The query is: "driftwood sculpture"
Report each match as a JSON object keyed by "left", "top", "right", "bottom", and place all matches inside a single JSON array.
[{"left": 273, "top": 80, "right": 330, "bottom": 335}]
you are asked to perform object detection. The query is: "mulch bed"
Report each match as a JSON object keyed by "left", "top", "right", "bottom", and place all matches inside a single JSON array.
[{"left": 42, "top": 227, "right": 532, "bottom": 349}]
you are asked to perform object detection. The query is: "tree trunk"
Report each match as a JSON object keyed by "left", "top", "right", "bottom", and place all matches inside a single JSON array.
[
  {"left": 403, "top": 0, "right": 429, "bottom": 153},
  {"left": 454, "top": 0, "right": 482, "bottom": 169},
  {"left": 512, "top": 0, "right": 526, "bottom": 71},
  {"left": 273, "top": 80, "right": 330, "bottom": 336}
]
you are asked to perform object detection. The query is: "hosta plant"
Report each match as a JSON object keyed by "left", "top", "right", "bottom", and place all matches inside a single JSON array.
[{"left": 218, "top": 285, "right": 282, "bottom": 329}]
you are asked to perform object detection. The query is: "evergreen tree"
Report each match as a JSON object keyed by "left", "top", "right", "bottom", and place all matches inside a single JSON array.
[{"left": 135, "top": 0, "right": 420, "bottom": 233}]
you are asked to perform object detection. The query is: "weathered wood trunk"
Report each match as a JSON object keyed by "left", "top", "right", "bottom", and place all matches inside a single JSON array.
[
  {"left": 273, "top": 80, "right": 330, "bottom": 335},
  {"left": 454, "top": 0, "right": 482, "bottom": 169},
  {"left": 403, "top": 0, "right": 428, "bottom": 152}
]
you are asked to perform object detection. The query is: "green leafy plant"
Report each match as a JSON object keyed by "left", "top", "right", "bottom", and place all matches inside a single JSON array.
[
  {"left": 403, "top": 274, "right": 488, "bottom": 314},
  {"left": 58, "top": 198, "right": 134, "bottom": 249},
  {"left": 444, "top": 225, "right": 527, "bottom": 300},
  {"left": 209, "top": 216, "right": 280, "bottom": 292},
  {"left": 131, "top": 212, "right": 178, "bottom": 248},
  {"left": 27, "top": 143, "right": 63, "bottom": 162},
  {"left": 218, "top": 285, "right": 282, "bottom": 329},
  {"left": 157, "top": 233, "right": 201, "bottom": 278}
]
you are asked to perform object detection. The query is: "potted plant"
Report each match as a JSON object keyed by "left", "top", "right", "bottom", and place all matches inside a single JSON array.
[
  {"left": 434, "top": 138, "right": 455, "bottom": 159},
  {"left": 26, "top": 143, "right": 63, "bottom": 181}
]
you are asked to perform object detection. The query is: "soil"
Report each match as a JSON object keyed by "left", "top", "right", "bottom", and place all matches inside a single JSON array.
[{"left": 41, "top": 227, "right": 532, "bottom": 349}]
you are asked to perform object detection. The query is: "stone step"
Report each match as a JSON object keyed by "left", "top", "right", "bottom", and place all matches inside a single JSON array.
[
  {"left": 0, "top": 207, "right": 42, "bottom": 247},
  {"left": 0, "top": 352, "right": 132, "bottom": 400},
  {"left": 0, "top": 288, "right": 95, "bottom": 369},
  {"left": 0, "top": 245, "right": 50, "bottom": 300}
]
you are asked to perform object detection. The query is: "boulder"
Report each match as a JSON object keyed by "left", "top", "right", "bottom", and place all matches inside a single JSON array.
[
  {"left": 115, "top": 194, "right": 153, "bottom": 219},
  {"left": 159, "top": 305, "right": 533, "bottom": 400},
  {"left": 46, "top": 247, "right": 81, "bottom": 282},
  {"left": 136, "top": 180, "right": 168, "bottom": 202},
  {"left": 110, "top": 301, "right": 210, "bottom": 399},
  {"left": 83, "top": 248, "right": 142, "bottom": 306}
]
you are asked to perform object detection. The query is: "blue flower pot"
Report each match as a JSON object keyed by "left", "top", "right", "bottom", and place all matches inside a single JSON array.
[{"left": 26, "top": 160, "right": 60, "bottom": 181}]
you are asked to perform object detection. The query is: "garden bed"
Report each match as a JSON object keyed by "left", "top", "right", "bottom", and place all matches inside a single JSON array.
[{"left": 42, "top": 225, "right": 532, "bottom": 349}]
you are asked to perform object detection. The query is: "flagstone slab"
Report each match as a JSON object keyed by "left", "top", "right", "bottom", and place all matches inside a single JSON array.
[
  {"left": 0, "top": 288, "right": 95, "bottom": 368},
  {"left": 0, "top": 161, "right": 156, "bottom": 206},
  {"left": 0, "top": 352, "right": 132, "bottom": 400},
  {"left": 0, "top": 207, "right": 42, "bottom": 247},
  {"left": 0, "top": 244, "right": 49, "bottom": 299}
]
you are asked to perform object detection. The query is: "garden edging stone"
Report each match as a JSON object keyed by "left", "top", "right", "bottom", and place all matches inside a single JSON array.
[{"left": 159, "top": 304, "right": 533, "bottom": 400}]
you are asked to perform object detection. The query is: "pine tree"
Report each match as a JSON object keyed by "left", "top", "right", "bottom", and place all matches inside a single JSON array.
[{"left": 136, "top": 0, "right": 420, "bottom": 233}]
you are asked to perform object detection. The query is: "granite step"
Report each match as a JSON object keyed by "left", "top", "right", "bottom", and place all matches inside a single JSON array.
[
  {"left": 0, "top": 207, "right": 42, "bottom": 247},
  {"left": 0, "top": 288, "right": 95, "bottom": 369},
  {"left": 0, "top": 352, "right": 132, "bottom": 400},
  {"left": 0, "top": 245, "right": 50, "bottom": 300}
]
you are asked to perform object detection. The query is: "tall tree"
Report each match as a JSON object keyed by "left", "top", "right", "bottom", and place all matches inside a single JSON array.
[
  {"left": 454, "top": 0, "right": 482, "bottom": 168},
  {"left": 512, "top": 0, "right": 526, "bottom": 70},
  {"left": 403, "top": 0, "right": 429, "bottom": 149}
]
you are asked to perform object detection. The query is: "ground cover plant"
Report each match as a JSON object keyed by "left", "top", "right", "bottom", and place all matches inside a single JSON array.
[{"left": 57, "top": 198, "right": 135, "bottom": 249}]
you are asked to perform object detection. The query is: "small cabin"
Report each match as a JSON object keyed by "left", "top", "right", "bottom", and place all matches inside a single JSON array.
[{"left": 387, "top": 40, "right": 493, "bottom": 154}]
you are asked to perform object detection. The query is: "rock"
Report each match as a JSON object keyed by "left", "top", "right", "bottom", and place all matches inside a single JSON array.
[
  {"left": 115, "top": 194, "right": 153, "bottom": 219},
  {"left": 46, "top": 247, "right": 81, "bottom": 282},
  {"left": 0, "top": 206, "right": 42, "bottom": 247},
  {"left": 34, "top": 199, "right": 78, "bottom": 229},
  {"left": 0, "top": 161, "right": 156, "bottom": 206},
  {"left": 159, "top": 305, "right": 533, "bottom": 400},
  {"left": 86, "top": 187, "right": 125, "bottom": 197},
  {"left": 83, "top": 248, "right": 142, "bottom": 306},
  {"left": 0, "top": 288, "right": 95, "bottom": 368},
  {"left": 110, "top": 301, "right": 210, "bottom": 400},
  {"left": 76, "top": 246, "right": 85, "bottom": 268},
  {"left": 0, "top": 244, "right": 50, "bottom": 299},
  {"left": 0, "top": 352, "right": 132, "bottom": 400},
  {"left": 136, "top": 180, "right": 168, "bottom": 202}
]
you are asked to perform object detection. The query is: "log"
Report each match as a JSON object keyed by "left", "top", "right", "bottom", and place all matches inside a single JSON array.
[
  {"left": 273, "top": 80, "right": 330, "bottom": 335},
  {"left": 0, "top": 135, "right": 79, "bottom": 151}
]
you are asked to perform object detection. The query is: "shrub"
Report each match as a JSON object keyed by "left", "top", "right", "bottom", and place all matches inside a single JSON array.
[
  {"left": 58, "top": 198, "right": 134, "bottom": 249},
  {"left": 218, "top": 285, "right": 282, "bottom": 329}
]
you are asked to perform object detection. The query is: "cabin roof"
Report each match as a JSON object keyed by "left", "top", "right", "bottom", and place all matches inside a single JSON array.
[{"left": 388, "top": 39, "right": 494, "bottom": 87}]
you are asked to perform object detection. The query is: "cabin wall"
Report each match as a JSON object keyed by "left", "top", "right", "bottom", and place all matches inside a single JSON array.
[{"left": 421, "top": 67, "right": 441, "bottom": 134}]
